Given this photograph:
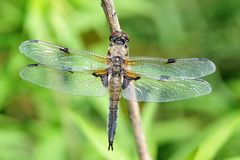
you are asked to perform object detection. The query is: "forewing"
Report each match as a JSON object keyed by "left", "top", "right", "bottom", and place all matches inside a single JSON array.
[
  {"left": 20, "top": 64, "right": 108, "bottom": 96},
  {"left": 19, "top": 40, "right": 108, "bottom": 71},
  {"left": 122, "top": 78, "right": 212, "bottom": 102},
  {"left": 125, "top": 57, "right": 216, "bottom": 80}
]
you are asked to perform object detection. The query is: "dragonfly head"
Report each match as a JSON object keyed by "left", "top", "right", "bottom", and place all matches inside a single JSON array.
[
  {"left": 109, "top": 31, "right": 129, "bottom": 46},
  {"left": 108, "top": 31, "right": 129, "bottom": 58}
]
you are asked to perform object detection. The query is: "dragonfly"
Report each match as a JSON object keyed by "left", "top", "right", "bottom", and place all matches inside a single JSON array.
[{"left": 19, "top": 31, "right": 216, "bottom": 151}]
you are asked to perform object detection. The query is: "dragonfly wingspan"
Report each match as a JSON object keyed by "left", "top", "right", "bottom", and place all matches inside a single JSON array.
[
  {"left": 20, "top": 64, "right": 108, "bottom": 96},
  {"left": 19, "top": 40, "right": 108, "bottom": 71},
  {"left": 125, "top": 57, "right": 216, "bottom": 80},
  {"left": 122, "top": 77, "right": 212, "bottom": 102}
]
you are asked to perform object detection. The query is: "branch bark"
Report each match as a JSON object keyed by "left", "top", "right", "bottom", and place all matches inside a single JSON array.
[
  {"left": 101, "top": 0, "right": 121, "bottom": 33},
  {"left": 127, "top": 101, "right": 152, "bottom": 160},
  {"left": 101, "top": 1, "right": 151, "bottom": 160}
]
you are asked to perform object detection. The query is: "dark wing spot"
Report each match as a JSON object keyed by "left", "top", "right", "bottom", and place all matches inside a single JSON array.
[
  {"left": 167, "top": 58, "right": 176, "bottom": 63},
  {"left": 198, "top": 58, "right": 209, "bottom": 61},
  {"left": 27, "top": 64, "right": 39, "bottom": 67},
  {"left": 92, "top": 73, "right": 99, "bottom": 77},
  {"left": 159, "top": 75, "right": 170, "bottom": 81},
  {"left": 122, "top": 78, "right": 130, "bottom": 89},
  {"left": 59, "top": 47, "right": 69, "bottom": 54},
  {"left": 101, "top": 76, "right": 108, "bottom": 87},
  {"left": 92, "top": 73, "right": 108, "bottom": 87},
  {"left": 122, "top": 76, "right": 140, "bottom": 89},
  {"left": 68, "top": 70, "right": 74, "bottom": 73},
  {"left": 135, "top": 77, "right": 140, "bottom": 80}
]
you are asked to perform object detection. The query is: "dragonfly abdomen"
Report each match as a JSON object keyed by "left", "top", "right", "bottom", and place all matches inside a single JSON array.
[
  {"left": 108, "top": 99, "right": 119, "bottom": 151},
  {"left": 107, "top": 75, "right": 122, "bottom": 151}
]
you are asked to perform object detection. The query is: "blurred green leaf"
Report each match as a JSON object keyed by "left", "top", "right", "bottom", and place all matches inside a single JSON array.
[
  {"left": 68, "top": 108, "right": 132, "bottom": 160},
  {"left": 188, "top": 112, "right": 240, "bottom": 160},
  {"left": 186, "top": 148, "right": 198, "bottom": 160},
  {"left": 0, "top": 129, "right": 31, "bottom": 160},
  {"left": 33, "top": 129, "right": 65, "bottom": 160},
  {"left": 225, "top": 157, "right": 240, "bottom": 160}
]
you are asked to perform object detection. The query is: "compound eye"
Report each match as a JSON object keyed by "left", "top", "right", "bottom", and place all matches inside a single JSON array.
[
  {"left": 109, "top": 31, "right": 129, "bottom": 44},
  {"left": 125, "top": 37, "right": 129, "bottom": 42},
  {"left": 109, "top": 35, "right": 115, "bottom": 42},
  {"left": 122, "top": 34, "right": 129, "bottom": 42}
]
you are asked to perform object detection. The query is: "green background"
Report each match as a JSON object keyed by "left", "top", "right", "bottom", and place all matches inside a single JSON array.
[{"left": 1, "top": 0, "right": 240, "bottom": 160}]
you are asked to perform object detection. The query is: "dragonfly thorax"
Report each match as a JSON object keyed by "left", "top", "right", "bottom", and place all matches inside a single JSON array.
[
  {"left": 109, "top": 56, "right": 124, "bottom": 77},
  {"left": 111, "top": 56, "right": 123, "bottom": 66}
]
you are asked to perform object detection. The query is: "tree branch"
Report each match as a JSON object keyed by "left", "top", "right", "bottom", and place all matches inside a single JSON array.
[
  {"left": 101, "top": 0, "right": 121, "bottom": 33},
  {"left": 101, "top": 1, "right": 151, "bottom": 160},
  {"left": 127, "top": 101, "right": 152, "bottom": 160}
]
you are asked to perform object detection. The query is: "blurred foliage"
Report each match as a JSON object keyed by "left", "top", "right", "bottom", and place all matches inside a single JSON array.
[{"left": 0, "top": 0, "right": 240, "bottom": 160}]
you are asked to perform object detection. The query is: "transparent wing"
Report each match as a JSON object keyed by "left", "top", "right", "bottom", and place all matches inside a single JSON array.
[
  {"left": 20, "top": 64, "right": 108, "bottom": 96},
  {"left": 19, "top": 40, "right": 108, "bottom": 71},
  {"left": 125, "top": 57, "right": 216, "bottom": 80},
  {"left": 122, "top": 78, "right": 212, "bottom": 102}
]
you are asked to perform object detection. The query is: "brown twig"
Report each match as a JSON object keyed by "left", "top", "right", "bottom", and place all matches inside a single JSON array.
[
  {"left": 127, "top": 101, "right": 152, "bottom": 160},
  {"left": 101, "top": 1, "right": 151, "bottom": 160},
  {"left": 101, "top": 0, "right": 121, "bottom": 33}
]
